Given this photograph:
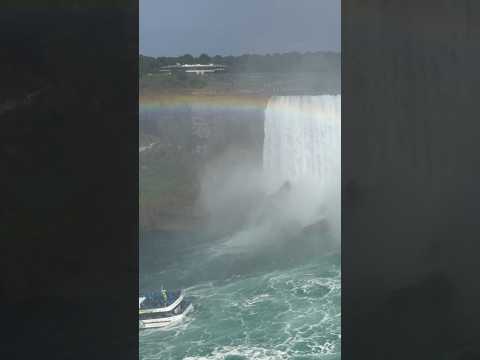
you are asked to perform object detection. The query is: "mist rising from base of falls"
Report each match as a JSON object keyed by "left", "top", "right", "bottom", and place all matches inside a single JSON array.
[{"left": 197, "top": 95, "right": 341, "bottom": 258}]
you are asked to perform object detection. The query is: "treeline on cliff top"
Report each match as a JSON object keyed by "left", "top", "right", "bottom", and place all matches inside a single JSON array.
[{"left": 140, "top": 51, "right": 340, "bottom": 77}]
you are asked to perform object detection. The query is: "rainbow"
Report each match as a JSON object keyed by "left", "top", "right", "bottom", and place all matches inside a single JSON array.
[{"left": 140, "top": 94, "right": 270, "bottom": 113}]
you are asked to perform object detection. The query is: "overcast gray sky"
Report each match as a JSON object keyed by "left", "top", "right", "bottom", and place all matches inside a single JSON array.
[{"left": 140, "top": 0, "right": 340, "bottom": 56}]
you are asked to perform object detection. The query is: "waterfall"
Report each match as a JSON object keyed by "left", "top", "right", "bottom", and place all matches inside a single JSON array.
[{"left": 263, "top": 95, "right": 341, "bottom": 192}]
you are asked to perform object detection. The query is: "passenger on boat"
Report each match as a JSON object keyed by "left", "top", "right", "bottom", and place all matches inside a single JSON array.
[{"left": 161, "top": 288, "right": 168, "bottom": 304}]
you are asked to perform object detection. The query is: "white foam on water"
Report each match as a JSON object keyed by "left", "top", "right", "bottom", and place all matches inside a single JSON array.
[
  {"left": 183, "top": 345, "right": 290, "bottom": 360},
  {"left": 140, "top": 263, "right": 340, "bottom": 360},
  {"left": 139, "top": 142, "right": 157, "bottom": 153}
]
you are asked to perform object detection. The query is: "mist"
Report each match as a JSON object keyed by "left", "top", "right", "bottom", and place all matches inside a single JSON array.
[{"left": 196, "top": 95, "right": 341, "bottom": 260}]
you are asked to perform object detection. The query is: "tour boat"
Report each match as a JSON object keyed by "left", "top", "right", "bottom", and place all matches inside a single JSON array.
[{"left": 139, "top": 289, "right": 193, "bottom": 329}]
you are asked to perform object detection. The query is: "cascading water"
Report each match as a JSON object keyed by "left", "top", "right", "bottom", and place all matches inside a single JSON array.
[
  {"left": 262, "top": 95, "right": 341, "bottom": 235},
  {"left": 263, "top": 95, "right": 341, "bottom": 192}
]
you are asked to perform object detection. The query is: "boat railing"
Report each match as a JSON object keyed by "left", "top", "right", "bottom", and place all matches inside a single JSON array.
[{"left": 139, "top": 290, "right": 185, "bottom": 314}]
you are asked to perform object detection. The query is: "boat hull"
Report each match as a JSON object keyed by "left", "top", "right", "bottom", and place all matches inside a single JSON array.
[{"left": 139, "top": 303, "right": 193, "bottom": 329}]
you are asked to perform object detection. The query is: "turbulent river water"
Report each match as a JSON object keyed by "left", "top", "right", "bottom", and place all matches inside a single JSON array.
[{"left": 140, "top": 95, "right": 341, "bottom": 360}]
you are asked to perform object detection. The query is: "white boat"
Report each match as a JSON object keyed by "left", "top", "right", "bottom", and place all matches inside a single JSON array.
[{"left": 139, "top": 289, "right": 193, "bottom": 329}]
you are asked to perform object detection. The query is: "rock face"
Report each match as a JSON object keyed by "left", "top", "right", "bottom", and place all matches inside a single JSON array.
[
  {"left": 139, "top": 95, "right": 267, "bottom": 231},
  {"left": 140, "top": 97, "right": 266, "bottom": 164}
]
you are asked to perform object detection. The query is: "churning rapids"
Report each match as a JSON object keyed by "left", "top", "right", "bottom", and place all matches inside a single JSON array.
[{"left": 140, "top": 95, "right": 341, "bottom": 360}]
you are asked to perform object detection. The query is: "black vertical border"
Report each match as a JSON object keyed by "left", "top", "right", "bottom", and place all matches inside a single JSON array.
[
  {"left": 343, "top": 1, "right": 480, "bottom": 359},
  {"left": 0, "top": 1, "right": 139, "bottom": 358}
]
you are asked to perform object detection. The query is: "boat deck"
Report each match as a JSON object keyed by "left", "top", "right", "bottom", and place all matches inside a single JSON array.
[{"left": 139, "top": 290, "right": 182, "bottom": 310}]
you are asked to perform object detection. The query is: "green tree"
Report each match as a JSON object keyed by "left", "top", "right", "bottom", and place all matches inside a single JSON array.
[
  {"left": 179, "top": 54, "right": 194, "bottom": 64},
  {"left": 198, "top": 53, "right": 211, "bottom": 64},
  {"left": 213, "top": 55, "right": 224, "bottom": 64}
]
